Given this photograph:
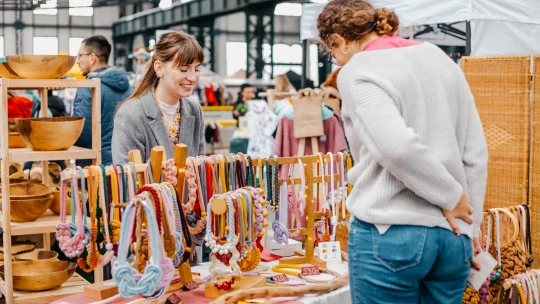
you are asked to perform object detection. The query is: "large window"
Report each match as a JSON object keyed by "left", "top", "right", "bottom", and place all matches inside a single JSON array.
[
  {"left": 33, "top": 0, "right": 58, "bottom": 15},
  {"left": 274, "top": 3, "right": 302, "bottom": 16},
  {"left": 33, "top": 37, "right": 59, "bottom": 55},
  {"left": 0, "top": 37, "right": 4, "bottom": 58},
  {"left": 69, "top": 37, "right": 85, "bottom": 56},
  {"left": 69, "top": 0, "right": 93, "bottom": 16}
]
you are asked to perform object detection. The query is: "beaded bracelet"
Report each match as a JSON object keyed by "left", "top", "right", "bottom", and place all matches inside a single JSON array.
[
  {"left": 112, "top": 196, "right": 174, "bottom": 299},
  {"left": 56, "top": 168, "right": 89, "bottom": 259}
]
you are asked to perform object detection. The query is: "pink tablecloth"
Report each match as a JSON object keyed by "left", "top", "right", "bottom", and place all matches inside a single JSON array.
[{"left": 52, "top": 287, "right": 303, "bottom": 304}]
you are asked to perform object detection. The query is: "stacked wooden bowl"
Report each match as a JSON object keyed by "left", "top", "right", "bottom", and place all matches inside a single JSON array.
[
  {"left": 0, "top": 260, "right": 76, "bottom": 291},
  {"left": 0, "top": 55, "right": 76, "bottom": 79},
  {"left": 0, "top": 183, "right": 53, "bottom": 222},
  {"left": 15, "top": 117, "right": 84, "bottom": 151}
]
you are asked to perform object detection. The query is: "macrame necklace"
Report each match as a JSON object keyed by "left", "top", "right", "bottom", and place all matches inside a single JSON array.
[
  {"left": 109, "top": 165, "right": 122, "bottom": 245},
  {"left": 78, "top": 166, "right": 100, "bottom": 272},
  {"left": 97, "top": 165, "right": 114, "bottom": 265},
  {"left": 246, "top": 156, "right": 255, "bottom": 187},
  {"left": 237, "top": 189, "right": 260, "bottom": 272},
  {"left": 326, "top": 152, "right": 338, "bottom": 241},
  {"left": 112, "top": 196, "right": 174, "bottom": 299},
  {"left": 272, "top": 165, "right": 291, "bottom": 245},
  {"left": 156, "top": 184, "right": 181, "bottom": 260},
  {"left": 266, "top": 159, "right": 277, "bottom": 211},
  {"left": 56, "top": 168, "right": 89, "bottom": 259},
  {"left": 289, "top": 158, "right": 304, "bottom": 238},
  {"left": 163, "top": 182, "right": 185, "bottom": 267},
  {"left": 335, "top": 152, "right": 349, "bottom": 251}
]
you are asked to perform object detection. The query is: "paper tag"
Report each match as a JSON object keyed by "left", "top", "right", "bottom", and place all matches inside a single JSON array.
[
  {"left": 272, "top": 274, "right": 289, "bottom": 282},
  {"left": 183, "top": 281, "right": 199, "bottom": 291},
  {"left": 318, "top": 241, "right": 342, "bottom": 263},
  {"left": 301, "top": 266, "right": 320, "bottom": 276},
  {"left": 103, "top": 281, "right": 116, "bottom": 286}
]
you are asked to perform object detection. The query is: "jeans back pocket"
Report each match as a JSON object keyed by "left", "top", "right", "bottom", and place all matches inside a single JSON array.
[{"left": 372, "top": 225, "right": 427, "bottom": 272}]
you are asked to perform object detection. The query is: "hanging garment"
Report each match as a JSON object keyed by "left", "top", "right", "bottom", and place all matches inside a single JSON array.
[
  {"left": 8, "top": 96, "right": 33, "bottom": 118},
  {"left": 274, "top": 116, "right": 348, "bottom": 158},
  {"left": 246, "top": 100, "right": 279, "bottom": 158},
  {"left": 205, "top": 84, "right": 218, "bottom": 106}
]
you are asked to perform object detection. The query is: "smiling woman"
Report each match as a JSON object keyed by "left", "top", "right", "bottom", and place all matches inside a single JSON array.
[{"left": 112, "top": 30, "right": 206, "bottom": 163}]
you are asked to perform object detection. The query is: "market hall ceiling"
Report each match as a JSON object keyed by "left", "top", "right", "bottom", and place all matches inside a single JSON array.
[{"left": 1, "top": 0, "right": 160, "bottom": 10}]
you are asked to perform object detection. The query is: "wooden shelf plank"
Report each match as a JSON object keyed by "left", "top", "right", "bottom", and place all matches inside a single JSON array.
[
  {"left": 2, "top": 211, "right": 60, "bottom": 236},
  {"left": 12, "top": 273, "right": 89, "bottom": 304},
  {"left": 9, "top": 146, "right": 98, "bottom": 162},
  {"left": 3, "top": 79, "right": 99, "bottom": 89}
]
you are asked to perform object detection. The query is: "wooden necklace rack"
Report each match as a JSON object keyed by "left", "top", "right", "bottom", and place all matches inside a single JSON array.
[
  {"left": 249, "top": 153, "right": 351, "bottom": 269},
  {"left": 127, "top": 144, "right": 197, "bottom": 289}
]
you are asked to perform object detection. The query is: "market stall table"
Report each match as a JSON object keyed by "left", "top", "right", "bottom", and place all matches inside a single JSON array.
[{"left": 51, "top": 260, "right": 351, "bottom": 304}]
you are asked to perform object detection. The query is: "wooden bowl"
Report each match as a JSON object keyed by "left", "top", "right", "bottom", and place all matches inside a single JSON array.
[
  {"left": 0, "top": 183, "right": 52, "bottom": 200},
  {"left": 8, "top": 132, "right": 27, "bottom": 148},
  {"left": 0, "top": 260, "right": 77, "bottom": 291},
  {"left": 13, "top": 250, "right": 59, "bottom": 261},
  {"left": 15, "top": 117, "right": 85, "bottom": 151},
  {"left": 0, "top": 62, "right": 21, "bottom": 79},
  {"left": 0, "top": 195, "right": 53, "bottom": 222},
  {"left": 5, "top": 55, "right": 76, "bottom": 79},
  {"left": 8, "top": 119, "right": 18, "bottom": 132}
]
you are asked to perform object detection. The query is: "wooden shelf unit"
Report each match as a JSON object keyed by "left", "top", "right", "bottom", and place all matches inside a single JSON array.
[{"left": 0, "top": 78, "right": 101, "bottom": 304}]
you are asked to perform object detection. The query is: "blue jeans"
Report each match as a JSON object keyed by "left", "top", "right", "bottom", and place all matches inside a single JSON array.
[{"left": 348, "top": 219, "right": 472, "bottom": 304}]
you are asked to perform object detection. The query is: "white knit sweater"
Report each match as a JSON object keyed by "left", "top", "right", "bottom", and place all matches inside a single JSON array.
[{"left": 337, "top": 42, "right": 488, "bottom": 238}]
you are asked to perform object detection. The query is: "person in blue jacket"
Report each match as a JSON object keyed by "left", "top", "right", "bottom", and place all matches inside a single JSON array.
[{"left": 73, "top": 35, "right": 132, "bottom": 166}]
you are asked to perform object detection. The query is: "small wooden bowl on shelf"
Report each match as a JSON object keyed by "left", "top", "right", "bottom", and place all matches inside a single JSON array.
[
  {"left": 1, "top": 183, "right": 52, "bottom": 200},
  {"left": 0, "top": 63, "right": 22, "bottom": 79},
  {"left": 13, "top": 250, "right": 59, "bottom": 261},
  {"left": 8, "top": 132, "right": 27, "bottom": 148},
  {"left": 15, "top": 117, "right": 85, "bottom": 151},
  {"left": 50, "top": 187, "right": 86, "bottom": 215},
  {"left": 0, "top": 183, "right": 53, "bottom": 222},
  {"left": 4, "top": 55, "right": 76, "bottom": 79},
  {"left": 0, "top": 195, "right": 53, "bottom": 222},
  {"left": 0, "top": 260, "right": 77, "bottom": 291}
]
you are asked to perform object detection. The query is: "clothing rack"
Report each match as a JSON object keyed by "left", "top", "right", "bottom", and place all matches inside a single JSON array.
[{"left": 259, "top": 89, "right": 296, "bottom": 109}]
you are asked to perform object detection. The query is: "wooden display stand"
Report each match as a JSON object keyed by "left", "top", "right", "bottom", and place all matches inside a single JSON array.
[
  {"left": 128, "top": 145, "right": 196, "bottom": 288},
  {"left": 206, "top": 199, "right": 266, "bottom": 298},
  {"left": 250, "top": 155, "right": 349, "bottom": 269},
  {"left": 0, "top": 78, "right": 101, "bottom": 304},
  {"left": 204, "top": 275, "right": 266, "bottom": 299}
]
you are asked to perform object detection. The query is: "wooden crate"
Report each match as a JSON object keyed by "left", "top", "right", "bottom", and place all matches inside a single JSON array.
[{"left": 462, "top": 56, "right": 531, "bottom": 209}]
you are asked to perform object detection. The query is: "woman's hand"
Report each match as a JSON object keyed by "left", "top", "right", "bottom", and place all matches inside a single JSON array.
[
  {"left": 471, "top": 238, "right": 482, "bottom": 271},
  {"left": 443, "top": 192, "right": 473, "bottom": 236}
]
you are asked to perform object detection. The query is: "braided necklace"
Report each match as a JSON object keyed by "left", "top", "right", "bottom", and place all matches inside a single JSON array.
[
  {"left": 77, "top": 166, "right": 100, "bottom": 272},
  {"left": 151, "top": 89, "right": 181, "bottom": 146},
  {"left": 56, "top": 168, "right": 88, "bottom": 259},
  {"left": 246, "top": 156, "right": 255, "bottom": 187},
  {"left": 112, "top": 196, "right": 174, "bottom": 299}
]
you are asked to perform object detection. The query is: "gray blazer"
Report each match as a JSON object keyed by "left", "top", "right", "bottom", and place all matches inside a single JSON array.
[{"left": 112, "top": 91, "right": 205, "bottom": 164}]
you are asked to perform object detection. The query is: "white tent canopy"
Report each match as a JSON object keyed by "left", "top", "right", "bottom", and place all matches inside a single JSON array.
[{"left": 301, "top": 1, "right": 540, "bottom": 56}]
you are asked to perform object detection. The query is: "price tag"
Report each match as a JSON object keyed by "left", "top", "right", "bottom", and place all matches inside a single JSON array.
[
  {"left": 272, "top": 274, "right": 289, "bottom": 282},
  {"left": 301, "top": 266, "right": 320, "bottom": 276},
  {"left": 318, "top": 241, "right": 342, "bottom": 263},
  {"left": 182, "top": 281, "right": 199, "bottom": 291}
]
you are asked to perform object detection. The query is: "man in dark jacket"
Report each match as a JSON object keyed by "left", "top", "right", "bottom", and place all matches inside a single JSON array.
[{"left": 73, "top": 35, "right": 132, "bottom": 166}]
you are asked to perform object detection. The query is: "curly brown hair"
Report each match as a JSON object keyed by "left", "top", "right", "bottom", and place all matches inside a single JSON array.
[{"left": 317, "top": 0, "right": 399, "bottom": 53}]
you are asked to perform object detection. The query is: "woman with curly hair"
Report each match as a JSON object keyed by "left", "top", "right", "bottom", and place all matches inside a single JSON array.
[{"left": 317, "top": 1, "right": 488, "bottom": 303}]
